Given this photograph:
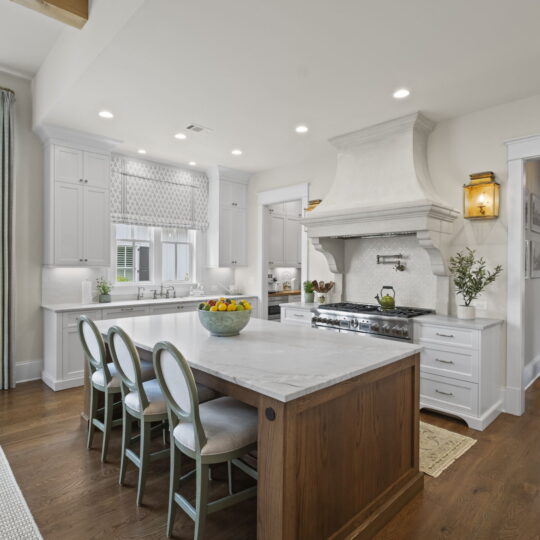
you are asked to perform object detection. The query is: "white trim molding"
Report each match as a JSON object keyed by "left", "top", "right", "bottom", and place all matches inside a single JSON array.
[
  {"left": 505, "top": 134, "right": 540, "bottom": 415},
  {"left": 16, "top": 360, "right": 43, "bottom": 384}
]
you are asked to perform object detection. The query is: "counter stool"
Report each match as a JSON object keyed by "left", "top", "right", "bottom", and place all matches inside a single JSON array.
[
  {"left": 78, "top": 315, "right": 153, "bottom": 462},
  {"left": 108, "top": 327, "right": 217, "bottom": 506},
  {"left": 153, "top": 341, "right": 258, "bottom": 539}
]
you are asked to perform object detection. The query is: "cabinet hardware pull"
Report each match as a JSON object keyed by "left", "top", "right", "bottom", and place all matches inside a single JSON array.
[
  {"left": 293, "top": 314, "right": 304, "bottom": 318},
  {"left": 79, "top": 258, "right": 83, "bottom": 262},
  {"left": 435, "top": 389, "right": 454, "bottom": 396},
  {"left": 436, "top": 332, "right": 455, "bottom": 338},
  {"left": 79, "top": 178, "right": 83, "bottom": 183},
  {"left": 121, "top": 308, "right": 133, "bottom": 312},
  {"left": 435, "top": 358, "right": 454, "bottom": 364},
  {"left": 84, "top": 259, "right": 88, "bottom": 262},
  {"left": 84, "top": 179, "right": 88, "bottom": 183}
]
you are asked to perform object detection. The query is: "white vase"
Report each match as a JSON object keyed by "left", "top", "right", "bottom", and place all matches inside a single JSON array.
[{"left": 457, "top": 305, "right": 476, "bottom": 320}]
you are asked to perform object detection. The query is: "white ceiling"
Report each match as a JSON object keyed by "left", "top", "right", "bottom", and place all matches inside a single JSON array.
[
  {"left": 0, "top": 0, "right": 64, "bottom": 78},
  {"left": 25, "top": 0, "right": 540, "bottom": 171}
]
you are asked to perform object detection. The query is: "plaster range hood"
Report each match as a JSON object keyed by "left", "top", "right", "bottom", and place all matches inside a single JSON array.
[{"left": 302, "top": 112, "right": 460, "bottom": 314}]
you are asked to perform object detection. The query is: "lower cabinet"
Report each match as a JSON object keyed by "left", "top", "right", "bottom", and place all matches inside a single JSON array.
[
  {"left": 280, "top": 304, "right": 314, "bottom": 326},
  {"left": 414, "top": 318, "right": 503, "bottom": 431}
]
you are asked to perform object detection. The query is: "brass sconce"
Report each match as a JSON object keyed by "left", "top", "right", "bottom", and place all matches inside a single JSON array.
[{"left": 463, "top": 171, "right": 500, "bottom": 219}]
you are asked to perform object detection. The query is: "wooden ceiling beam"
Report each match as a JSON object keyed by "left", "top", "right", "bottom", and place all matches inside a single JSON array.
[{"left": 10, "top": 0, "right": 88, "bottom": 29}]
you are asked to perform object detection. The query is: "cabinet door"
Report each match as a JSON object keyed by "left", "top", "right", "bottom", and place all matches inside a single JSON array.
[
  {"left": 54, "top": 146, "right": 83, "bottom": 185},
  {"left": 284, "top": 200, "right": 303, "bottom": 218},
  {"left": 230, "top": 207, "right": 247, "bottom": 266},
  {"left": 269, "top": 214, "right": 284, "bottom": 266},
  {"left": 83, "top": 187, "right": 110, "bottom": 266},
  {"left": 102, "top": 306, "right": 149, "bottom": 319},
  {"left": 268, "top": 202, "right": 284, "bottom": 216},
  {"left": 221, "top": 180, "right": 246, "bottom": 209},
  {"left": 218, "top": 206, "right": 233, "bottom": 266},
  {"left": 84, "top": 151, "right": 110, "bottom": 188},
  {"left": 54, "top": 182, "right": 83, "bottom": 265},
  {"left": 284, "top": 218, "right": 300, "bottom": 267}
]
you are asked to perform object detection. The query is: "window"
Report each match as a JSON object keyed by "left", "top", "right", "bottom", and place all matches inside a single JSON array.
[
  {"left": 161, "top": 228, "right": 192, "bottom": 282},
  {"left": 115, "top": 225, "right": 152, "bottom": 283}
]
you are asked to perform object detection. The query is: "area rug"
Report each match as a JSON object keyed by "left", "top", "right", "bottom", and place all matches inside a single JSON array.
[
  {"left": 419, "top": 422, "right": 477, "bottom": 478},
  {"left": 0, "top": 446, "right": 42, "bottom": 539}
]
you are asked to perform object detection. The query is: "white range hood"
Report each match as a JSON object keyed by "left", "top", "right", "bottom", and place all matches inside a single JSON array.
[{"left": 302, "top": 112, "right": 459, "bottom": 314}]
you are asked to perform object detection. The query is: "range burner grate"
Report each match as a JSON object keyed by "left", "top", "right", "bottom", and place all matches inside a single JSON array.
[{"left": 318, "top": 302, "right": 433, "bottom": 318}]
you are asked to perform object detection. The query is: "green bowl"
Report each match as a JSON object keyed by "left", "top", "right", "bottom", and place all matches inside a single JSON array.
[{"left": 198, "top": 309, "right": 251, "bottom": 337}]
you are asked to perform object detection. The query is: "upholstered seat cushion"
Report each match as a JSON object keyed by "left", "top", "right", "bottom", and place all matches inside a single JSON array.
[
  {"left": 173, "top": 397, "right": 257, "bottom": 456},
  {"left": 91, "top": 361, "right": 154, "bottom": 390},
  {"left": 125, "top": 379, "right": 167, "bottom": 415}
]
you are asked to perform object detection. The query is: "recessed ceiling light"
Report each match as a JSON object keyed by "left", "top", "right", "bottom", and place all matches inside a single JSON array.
[
  {"left": 137, "top": 149, "right": 146, "bottom": 154},
  {"left": 231, "top": 149, "right": 243, "bottom": 156},
  {"left": 295, "top": 125, "right": 309, "bottom": 134},
  {"left": 98, "top": 110, "right": 114, "bottom": 119},
  {"left": 174, "top": 132, "right": 187, "bottom": 140},
  {"left": 392, "top": 88, "right": 410, "bottom": 99},
  {"left": 189, "top": 161, "right": 197, "bottom": 166}
]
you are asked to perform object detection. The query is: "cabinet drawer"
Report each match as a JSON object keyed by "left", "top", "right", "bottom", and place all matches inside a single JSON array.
[
  {"left": 62, "top": 310, "right": 102, "bottom": 329},
  {"left": 149, "top": 303, "right": 198, "bottom": 315},
  {"left": 282, "top": 308, "right": 313, "bottom": 325},
  {"left": 417, "top": 324, "right": 475, "bottom": 348},
  {"left": 421, "top": 347, "right": 478, "bottom": 383},
  {"left": 102, "top": 306, "right": 149, "bottom": 319},
  {"left": 421, "top": 373, "right": 478, "bottom": 415}
]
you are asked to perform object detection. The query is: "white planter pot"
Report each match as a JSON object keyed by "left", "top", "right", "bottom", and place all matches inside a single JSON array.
[{"left": 457, "top": 305, "right": 476, "bottom": 320}]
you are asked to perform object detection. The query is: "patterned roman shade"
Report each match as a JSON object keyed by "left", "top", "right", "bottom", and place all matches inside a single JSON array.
[{"left": 111, "top": 155, "right": 208, "bottom": 230}]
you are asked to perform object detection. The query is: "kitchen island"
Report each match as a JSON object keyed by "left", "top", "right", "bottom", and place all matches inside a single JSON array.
[{"left": 93, "top": 312, "right": 423, "bottom": 539}]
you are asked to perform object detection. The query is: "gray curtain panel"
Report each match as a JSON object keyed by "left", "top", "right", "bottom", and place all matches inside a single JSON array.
[{"left": 1, "top": 88, "right": 15, "bottom": 390}]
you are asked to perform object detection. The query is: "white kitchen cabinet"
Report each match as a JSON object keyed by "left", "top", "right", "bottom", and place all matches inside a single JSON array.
[
  {"left": 280, "top": 303, "right": 315, "bottom": 326},
  {"left": 207, "top": 166, "right": 250, "bottom": 268},
  {"left": 44, "top": 139, "right": 111, "bottom": 267},
  {"left": 414, "top": 316, "right": 504, "bottom": 431},
  {"left": 267, "top": 209, "right": 301, "bottom": 268},
  {"left": 149, "top": 302, "right": 199, "bottom": 315}
]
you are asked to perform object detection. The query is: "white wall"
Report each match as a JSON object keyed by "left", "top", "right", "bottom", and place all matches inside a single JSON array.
[{"left": 0, "top": 71, "right": 43, "bottom": 381}]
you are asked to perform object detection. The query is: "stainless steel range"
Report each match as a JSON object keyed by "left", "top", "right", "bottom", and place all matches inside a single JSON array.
[{"left": 312, "top": 303, "right": 434, "bottom": 342}]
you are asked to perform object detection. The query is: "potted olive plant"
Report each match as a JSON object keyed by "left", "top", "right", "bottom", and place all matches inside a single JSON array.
[
  {"left": 303, "top": 280, "right": 315, "bottom": 303},
  {"left": 96, "top": 277, "right": 112, "bottom": 303},
  {"left": 449, "top": 248, "right": 502, "bottom": 319}
]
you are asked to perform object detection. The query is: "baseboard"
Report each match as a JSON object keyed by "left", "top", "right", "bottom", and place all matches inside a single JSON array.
[
  {"left": 16, "top": 360, "right": 43, "bottom": 383},
  {"left": 41, "top": 371, "right": 84, "bottom": 391},
  {"left": 524, "top": 355, "right": 540, "bottom": 390},
  {"left": 504, "top": 385, "right": 525, "bottom": 416}
]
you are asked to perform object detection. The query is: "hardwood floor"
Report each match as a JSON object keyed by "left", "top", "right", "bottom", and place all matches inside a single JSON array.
[{"left": 1, "top": 380, "right": 540, "bottom": 539}]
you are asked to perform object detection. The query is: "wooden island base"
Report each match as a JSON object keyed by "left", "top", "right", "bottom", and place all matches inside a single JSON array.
[{"left": 195, "top": 352, "right": 422, "bottom": 540}]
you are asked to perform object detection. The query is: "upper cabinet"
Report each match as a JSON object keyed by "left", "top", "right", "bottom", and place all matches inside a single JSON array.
[
  {"left": 43, "top": 135, "right": 113, "bottom": 267},
  {"left": 207, "top": 166, "right": 250, "bottom": 268},
  {"left": 267, "top": 200, "right": 302, "bottom": 268}
]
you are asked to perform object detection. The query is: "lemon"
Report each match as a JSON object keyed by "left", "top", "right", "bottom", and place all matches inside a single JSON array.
[
  {"left": 210, "top": 305, "right": 218, "bottom": 312},
  {"left": 236, "top": 305, "right": 244, "bottom": 311},
  {"left": 227, "top": 304, "right": 236, "bottom": 311},
  {"left": 243, "top": 302, "right": 251, "bottom": 310},
  {"left": 218, "top": 303, "right": 227, "bottom": 311},
  {"left": 231, "top": 299, "right": 237, "bottom": 305}
]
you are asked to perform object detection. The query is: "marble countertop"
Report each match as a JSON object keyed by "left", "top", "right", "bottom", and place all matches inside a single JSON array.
[
  {"left": 42, "top": 294, "right": 257, "bottom": 313},
  {"left": 414, "top": 314, "right": 504, "bottom": 330},
  {"left": 94, "top": 311, "right": 422, "bottom": 402}
]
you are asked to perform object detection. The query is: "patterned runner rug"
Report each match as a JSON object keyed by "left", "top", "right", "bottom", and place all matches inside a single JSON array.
[
  {"left": 0, "top": 446, "right": 42, "bottom": 539},
  {"left": 420, "top": 421, "right": 477, "bottom": 478}
]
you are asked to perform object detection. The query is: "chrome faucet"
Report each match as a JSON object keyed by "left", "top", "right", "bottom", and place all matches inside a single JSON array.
[
  {"left": 166, "top": 285, "right": 176, "bottom": 299},
  {"left": 137, "top": 286, "right": 145, "bottom": 300},
  {"left": 160, "top": 284, "right": 165, "bottom": 298}
]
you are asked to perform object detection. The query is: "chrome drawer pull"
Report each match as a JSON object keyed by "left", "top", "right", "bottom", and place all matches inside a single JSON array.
[
  {"left": 435, "top": 389, "right": 454, "bottom": 397},
  {"left": 293, "top": 314, "right": 304, "bottom": 318},
  {"left": 435, "top": 358, "right": 454, "bottom": 364},
  {"left": 121, "top": 308, "right": 134, "bottom": 312},
  {"left": 436, "top": 332, "right": 454, "bottom": 338}
]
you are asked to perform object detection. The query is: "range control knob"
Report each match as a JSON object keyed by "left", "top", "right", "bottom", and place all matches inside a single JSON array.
[
  {"left": 350, "top": 319, "right": 359, "bottom": 329},
  {"left": 371, "top": 322, "right": 380, "bottom": 332}
]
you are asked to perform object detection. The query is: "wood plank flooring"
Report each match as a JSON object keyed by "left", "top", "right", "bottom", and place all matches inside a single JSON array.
[{"left": 1, "top": 380, "right": 540, "bottom": 539}]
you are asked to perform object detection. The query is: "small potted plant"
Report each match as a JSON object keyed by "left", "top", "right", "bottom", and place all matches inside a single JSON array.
[
  {"left": 96, "top": 277, "right": 112, "bottom": 303},
  {"left": 303, "top": 280, "right": 315, "bottom": 303},
  {"left": 449, "top": 248, "right": 502, "bottom": 319}
]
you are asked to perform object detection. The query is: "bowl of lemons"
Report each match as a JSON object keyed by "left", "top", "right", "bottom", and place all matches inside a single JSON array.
[{"left": 198, "top": 298, "right": 252, "bottom": 337}]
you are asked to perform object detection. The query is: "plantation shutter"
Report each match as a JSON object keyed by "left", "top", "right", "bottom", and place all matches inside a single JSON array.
[{"left": 110, "top": 155, "right": 208, "bottom": 230}]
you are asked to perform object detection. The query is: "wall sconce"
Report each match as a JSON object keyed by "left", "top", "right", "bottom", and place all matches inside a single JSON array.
[{"left": 463, "top": 171, "right": 500, "bottom": 219}]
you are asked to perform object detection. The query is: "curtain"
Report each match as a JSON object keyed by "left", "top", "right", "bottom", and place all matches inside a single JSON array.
[
  {"left": 0, "top": 88, "right": 15, "bottom": 390},
  {"left": 110, "top": 154, "right": 209, "bottom": 230}
]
